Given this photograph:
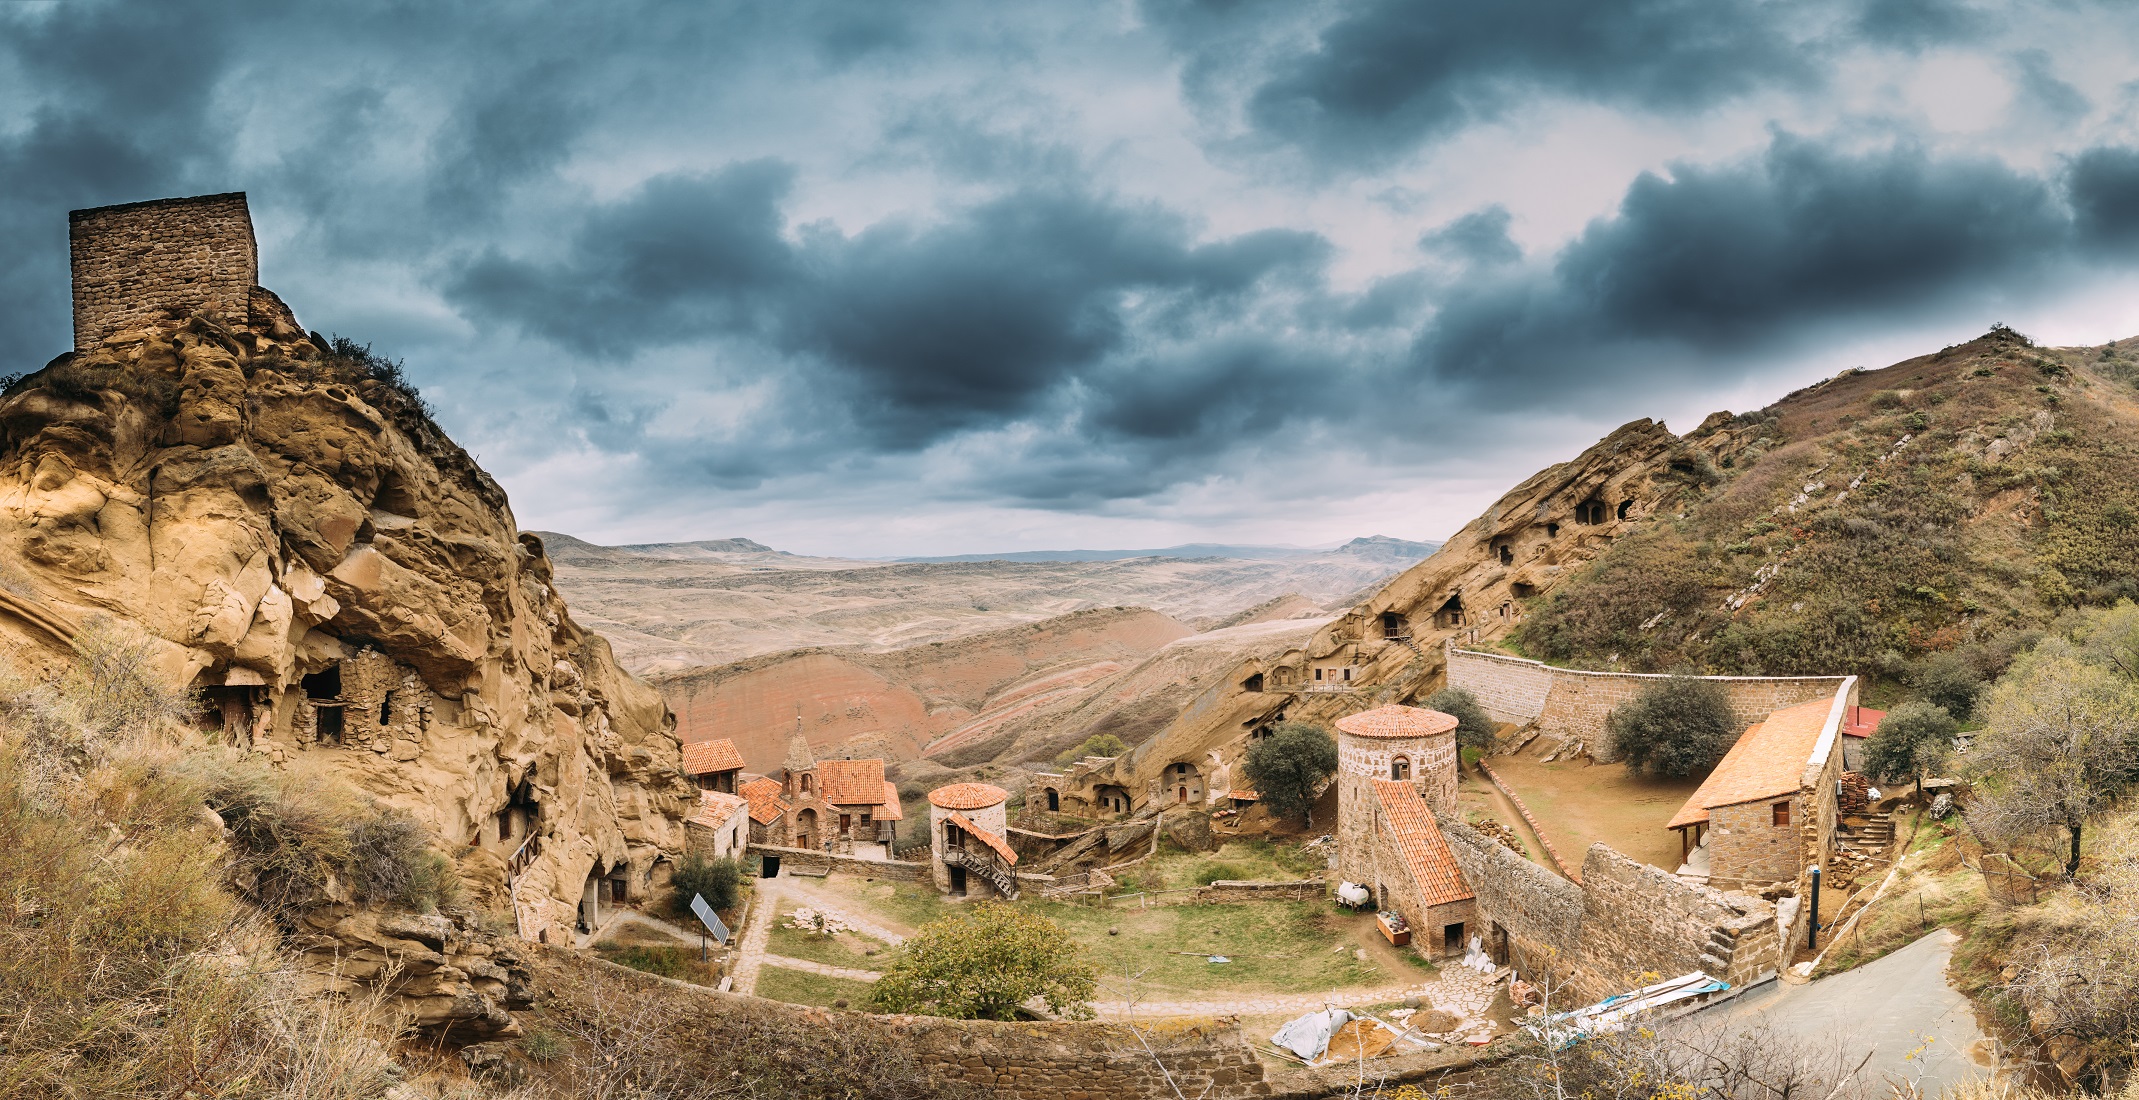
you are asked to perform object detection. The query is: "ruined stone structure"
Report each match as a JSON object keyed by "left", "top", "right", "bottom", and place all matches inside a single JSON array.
[
  {"left": 70, "top": 193, "right": 259, "bottom": 351},
  {"left": 1446, "top": 647, "right": 1850, "bottom": 762},
  {"left": 0, "top": 198, "right": 695, "bottom": 1030},
  {"left": 1438, "top": 817, "right": 1781, "bottom": 1005},
  {"left": 929, "top": 782, "right": 1020, "bottom": 899}
]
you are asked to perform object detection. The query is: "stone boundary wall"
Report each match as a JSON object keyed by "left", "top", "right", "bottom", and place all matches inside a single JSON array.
[
  {"left": 1196, "top": 879, "right": 1326, "bottom": 903},
  {"left": 749, "top": 844, "right": 930, "bottom": 882},
  {"left": 1448, "top": 648, "right": 1851, "bottom": 761},
  {"left": 573, "top": 951, "right": 1275, "bottom": 1099},
  {"left": 1474, "top": 761, "right": 1576, "bottom": 878},
  {"left": 1436, "top": 817, "right": 1778, "bottom": 1004},
  {"left": 69, "top": 193, "right": 258, "bottom": 350}
]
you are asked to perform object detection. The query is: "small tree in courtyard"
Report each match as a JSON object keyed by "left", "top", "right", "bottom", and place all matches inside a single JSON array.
[
  {"left": 1243, "top": 720, "right": 1337, "bottom": 827},
  {"left": 1862, "top": 700, "right": 1957, "bottom": 794},
  {"left": 869, "top": 903, "right": 1096, "bottom": 1020},
  {"left": 1969, "top": 653, "right": 2139, "bottom": 877},
  {"left": 669, "top": 853, "right": 742, "bottom": 916},
  {"left": 1607, "top": 675, "right": 1736, "bottom": 779},
  {"left": 1425, "top": 686, "right": 1496, "bottom": 751}
]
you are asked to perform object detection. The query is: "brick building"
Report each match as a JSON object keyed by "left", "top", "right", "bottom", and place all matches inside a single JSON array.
[
  {"left": 685, "top": 790, "right": 750, "bottom": 861},
  {"left": 773, "top": 730, "right": 902, "bottom": 852}
]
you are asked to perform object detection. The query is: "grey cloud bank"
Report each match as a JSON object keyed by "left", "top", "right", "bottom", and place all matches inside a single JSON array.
[{"left": 4, "top": 0, "right": 2139, "bottom": 555}]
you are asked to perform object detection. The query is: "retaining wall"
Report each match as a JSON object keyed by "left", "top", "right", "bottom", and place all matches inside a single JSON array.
[
  {"left": 1447, "top": 649, "right": 1850, "bottom": 761},
  {"left": 1196, "top": 879, "right": 1326, "bottom": 903},
  {"left": 748, "top": 844, "right": 930, "bottom": 882}
]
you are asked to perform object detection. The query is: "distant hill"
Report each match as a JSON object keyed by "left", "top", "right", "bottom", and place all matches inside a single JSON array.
[{"left": 895, "top": 535, "right": 1439, "bottom": 564}]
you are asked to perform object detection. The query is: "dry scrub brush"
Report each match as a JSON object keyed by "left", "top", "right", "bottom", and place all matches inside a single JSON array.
[{"left": 0, "top": 619, "right": 407, "bottom": 1097}]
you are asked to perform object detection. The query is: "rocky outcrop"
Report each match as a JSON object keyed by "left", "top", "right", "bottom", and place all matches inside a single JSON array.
[
  {"left": 0, "top": 294, "right": 694, "bottom": 951},
  {"left": 295, "top": 906, "right": 535, "bottom": 1041}
]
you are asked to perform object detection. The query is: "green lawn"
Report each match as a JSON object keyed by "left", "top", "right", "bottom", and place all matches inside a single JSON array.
[
  {"left": 766, "top": 917, "right": 896, "bottom": 970},
  {"left": 593, "top": 944, "right": 722, "bottom": 986},
  {"left": 1122, "top": 839, "right": 1327, "bottom": 892},
  {"left": 755, "top": 965, "right": 879, "bottom": 1009},
  {"left": 816, "top": 875, "right": 954, "bottom": 931},
  {"left": 1029, "top": 899, "right": 1390, "bottom": 996}
]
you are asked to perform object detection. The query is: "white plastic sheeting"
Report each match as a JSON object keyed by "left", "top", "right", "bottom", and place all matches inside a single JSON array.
[
  {"left": 1272, "top": 1008, "right": 1351, "bottom": 1061},
  {"left": 1529, "top": 972, "right": 1732, "bottom": 1047},
  {"left": 1461, "top": 934, "right": 1495, "bottom": 973}
]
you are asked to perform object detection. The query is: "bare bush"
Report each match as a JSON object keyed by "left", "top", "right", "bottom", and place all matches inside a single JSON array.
[{"left": 0, "top": 615, "right": 191, "bottom": 808}]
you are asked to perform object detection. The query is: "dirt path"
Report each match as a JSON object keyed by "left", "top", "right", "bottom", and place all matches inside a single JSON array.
[
  {"left": 1461, "top": 767, "right": 1556, "bottom": 869},
  {"left": 731, "top": 879, "right": 786, "bottom": 995},
  {"left": 1090, "top": 964, "right": 1505, "bottom": 1036},
  {"left": 593, "top": 910, "right": 703, "bottom": 946}
]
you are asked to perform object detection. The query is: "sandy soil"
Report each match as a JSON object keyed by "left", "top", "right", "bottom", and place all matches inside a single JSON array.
[{"left": 1485, "top": 746, "right": 1705, "bottom": 872}]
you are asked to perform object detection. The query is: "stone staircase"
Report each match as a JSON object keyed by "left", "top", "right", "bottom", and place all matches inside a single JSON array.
[
  {"left": 944, "top": 845, "right": 1020, "bottom": 900},
  {"left": 1385, "top": 634, "right": 1427, "bottom": 661}
]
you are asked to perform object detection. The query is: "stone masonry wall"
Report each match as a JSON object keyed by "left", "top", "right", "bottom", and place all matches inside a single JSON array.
[
  {"left": 1196, "top": 879, "right": 1326, "bottom": 903},
  {"left": 747, "top": 843, "right": 930, "bottom": 882},
  {"left": 70, "top": 193, "right": 258, "bottom": 350},
  {"left": 1708, "top": 798, "right": 1803, "bottom": 888},
  {"left": 1569, "top": 845, "right": 1778, "bottom": 1000},
  {"left": 1437, "top": 817, "right": 1778, "bottom": 1004},
  {"left": 1447, "top": 649, "right": 1850, "bottom": 761}
]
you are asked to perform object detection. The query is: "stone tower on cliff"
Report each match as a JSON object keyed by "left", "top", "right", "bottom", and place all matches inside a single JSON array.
[{"left": 69, "top": 192, "right": 258, "bottom": 351}]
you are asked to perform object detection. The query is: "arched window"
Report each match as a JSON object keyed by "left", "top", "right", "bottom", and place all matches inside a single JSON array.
[
  {"left": 1391, "top": 756, "right": 1411, "bottom": 781},
  {"left": 800, "top": 773, "right": 813, "bottom": 794}
]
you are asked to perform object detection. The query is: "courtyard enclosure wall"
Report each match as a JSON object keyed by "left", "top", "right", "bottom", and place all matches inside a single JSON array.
[
  {"left": 1436, "top": 817, "right": 1778, "bottom": 1004},
  {"left": 70, "top": 193, "right": 258, "bottom": 350},
  {"left": 1446, "top": 648, "right": 1853, "bottom": 761},
  {"left": 747, "top": 844, "right": 930, "bottom": 882}
]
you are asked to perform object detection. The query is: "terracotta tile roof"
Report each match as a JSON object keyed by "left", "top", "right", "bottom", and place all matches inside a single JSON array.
[
  {"left": 1842, "top": 706, "right": 1885, "bottom": 739},
  {"left": 1669, "top": 697, "right": 1837, "bottom": 829},
  {"left": 1372, "top": 780, "right": 1473, "bottom": 907},
  {"left": 945, "top": 810, "right": 1019, "bottom": 865},
  {"left": 1228, "top": 789, "right": 1260, "bottom": 801},
  {"left": 689, "top": 790, "right": 749, "bottom": 829},
  {"left": 928, "top": 782, "right": 1009, "bottom": 810},
  {"left": 681, "top": 738, "right": 745, "bottom": 776},
  {"left": 877, "top": 781, "right": 904, "bottom": 821},
  {"left": 1337, "top": 704, "right": 1459, "bottom": 740},
  {"left": 817, "top": 759, "right": 889, "bottom": 805},
  {"left": 740, "top": 776, "right": 791, "bottom": 826}
]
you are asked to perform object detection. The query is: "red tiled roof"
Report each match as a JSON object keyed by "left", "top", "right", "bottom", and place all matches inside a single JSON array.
[
  {"left": 946, "top": 810, "right": 1019, "bottom": 865},
  {"left": 740, "top": 776, "right": 791, "bottom": 826},
  {"left": 1337, "top": 704, "right": 1459, "bottom": 740},
  {"left": 877, "top": 781, "right": 904, "bottom": 821},
  {"left": 1372, "top": 780, "right": 1473, "bottom": 907},
  {"left": 1229, "top": 789, "right": 1260, "bottom": 801},
  {"left": 1842, "top": 706, "right": 1885, "bottom": 739},
  {"left": 689, "top": 790, "right": 748, "bottom": 829},
  {"left": 681, "top": 738, "right": 745, "bottom": 776},
  {"left": 1669, "top": 697, "right": 1836, "bottom": 830},
  {"left": 817, "top": 759, "right": 889, "bottom": 805},
  {"left": 928, "top": 782, "right": 1009, "bottom": 810}
]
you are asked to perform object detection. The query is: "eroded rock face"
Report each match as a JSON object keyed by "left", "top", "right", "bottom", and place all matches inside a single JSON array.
[
  {"left": 0, "top": 296, "right": 693, "bottom": 949},
  {"left": 296, "top": 907, "right": 535, "bottom": 1041}
]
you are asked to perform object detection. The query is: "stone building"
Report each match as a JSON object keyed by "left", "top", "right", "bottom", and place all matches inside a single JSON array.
[
  {"left": 1331, "top": 705, "right": 1475, "bottom": 958},
  {"left": 682, "top": 737, "right": 744, "bottom": 793},
  {"left": 929, "top": 782, "right": 1020, "bottom": 899},
  {"left": 773, "top": 730, "right": 902, "bottom": 852},
  {"left": 1367, "top": 780, "right": 1477, "bottom": 956},
  {"left": 69, "top": 192, "right": 258, "bottom": 350},
  {"left": 685, "top": 790, "right": 750, "bottom": 861},
  {"left": 1668, "top": 688, "right": 1852, "bottom": 890},
  {"left": 740, "top": 776, "right": 793, "bottom": 846}
]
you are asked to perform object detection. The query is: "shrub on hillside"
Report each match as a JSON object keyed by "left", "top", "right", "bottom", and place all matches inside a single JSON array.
[
  {"left": 1910, "top": 651, "right": 1985, "bottom": 721},
  {"left": 1243, "top": 720, "right": 1338, "bottom": 827},
  {"left": 1606, "top": 676, "right": 1737, "bottom": 778},
  {"left": 1, "top": 615, "right": 191, "bottom": 808},
  {"left": 670, "top": 852, "right": 743, "bottom": 915},
  {"left": 1053, "top": 731, "right": 1129, "bottom": 766},
  {"left": 1193, "top": 861, "right": 1252, "bottom": 886},
  {"left": 1424, "top": 686, "right": 1496, "bottom": 749},
  {"left": 1862, "top": 701, "right": 1958, "bottom": 791}
]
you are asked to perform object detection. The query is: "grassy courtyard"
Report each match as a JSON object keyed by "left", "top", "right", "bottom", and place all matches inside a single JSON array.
[
  {"left": 1485, "top": 745, "right": 1704, "bottom": 871},
  {"left": 755, "top": 966, "right": 878, "bottom": 1009},
  {"left": 766, "top": 911, "right": 899, "bottom": 969}
]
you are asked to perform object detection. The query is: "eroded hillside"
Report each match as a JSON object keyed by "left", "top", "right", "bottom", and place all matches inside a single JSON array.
[{"left": 1514, "top": 326, "right": 2139, "bottom": 676}]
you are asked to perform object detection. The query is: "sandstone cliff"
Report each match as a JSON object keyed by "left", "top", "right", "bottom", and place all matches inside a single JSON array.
[{"left": 0, "top": 294, "right": 693, "bottom": 947}]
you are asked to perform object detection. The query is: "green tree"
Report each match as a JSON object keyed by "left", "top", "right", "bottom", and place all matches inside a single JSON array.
[
  {"left": 1910, "top": 651, "right": 1984, "bottom": 722},
  {"left": 1861, "top": 700, "right": 1958, "bottom": 793},
  {"left": 1606, "top": 675, "right": 1737, "bottom": 778},
  {"left": 1242, "top": 720, "right": 1337, "bottom": 827},
  {"left": 1970, "top": 654, "right": 2139, "bottom": 877},
  {"left": 868, "top": 903, "right": 1096, "bottom": 1020},
  {"left": 670, "top": 853, "right": 743, "bottom": 916},
  {"left": 1424, "top": 686, "right": 1496, "bottom": 750},
  {"left": 1054, "top": 731, "right": 1129, "bottom": 767}
]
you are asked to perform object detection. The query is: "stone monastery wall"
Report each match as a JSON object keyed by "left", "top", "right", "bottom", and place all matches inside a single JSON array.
[
  {"left": 1447, "top": 648, "right": 1850, "bottom": 761},
  {"left": 70, "top": 192, "right": 258, "bottom": 350},
  {"left": 1438, "top": 817, "right": 1778, "bottom": 1004}
]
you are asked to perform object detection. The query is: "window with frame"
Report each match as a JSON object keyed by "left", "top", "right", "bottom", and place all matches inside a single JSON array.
[{"left": 1772, "top": 801, "right": 1791, "bottom": 826}]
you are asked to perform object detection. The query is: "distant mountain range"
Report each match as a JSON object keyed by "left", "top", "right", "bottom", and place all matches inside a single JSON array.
[{"left": 893, "top": 535, "right": 1441, "bottom": 564}]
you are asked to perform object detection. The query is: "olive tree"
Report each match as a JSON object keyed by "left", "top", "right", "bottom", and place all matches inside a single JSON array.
[
  {"left": 1242, "top": 720, "right": 1338, "bottom": 827},
  {"left": 1861, "top": 700, "right": 1958, "bottom": 794},
  {"left": 868, "top": 903, "right": 1096, "bottom": 1020},
  {"left": 1970, "top": 654, "right": 2139, "bottom": 877},
  {"left": 1424, "top": 686, "right": 1497, "bottom": 751},
  {"left": 1607, "top": 675, "right": 1738, "bottom": 778}
]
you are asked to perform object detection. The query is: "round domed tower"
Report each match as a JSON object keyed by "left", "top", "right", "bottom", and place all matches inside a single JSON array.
[
  {"left": 927, "top": 782, "right": 1011, "bottom": 897},
  {"left": 1333, "top": 705, "right": 1460, "bottom": 888}
]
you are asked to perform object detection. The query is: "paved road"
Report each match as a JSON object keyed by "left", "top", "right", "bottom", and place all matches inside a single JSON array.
[{"left": 1716, "top": 929, "right": 1999, "bottom": 1096}]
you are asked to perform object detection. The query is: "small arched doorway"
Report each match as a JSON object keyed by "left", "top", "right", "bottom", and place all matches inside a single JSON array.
[
  {"left": 1045, "top": 788, "right": 1060, "bottom": 812},
  {"left": 796, "top": 807, "right": 817, "bottom": 849}
]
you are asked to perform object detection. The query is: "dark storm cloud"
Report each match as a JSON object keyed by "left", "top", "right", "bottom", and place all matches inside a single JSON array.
[
  {"left": 448, "top": 177, "right": 1331, "bottom": 447},
  {"left": 1420, "top": 207, "right": 1522, "bottom": 266},
  {"left": 1418, "top": 136, "right": 2080, "bottom": 403}
]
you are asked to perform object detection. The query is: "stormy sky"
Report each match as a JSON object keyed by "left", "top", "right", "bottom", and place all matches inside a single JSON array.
[{"left": 6, "top": 1, "right": 2139, "bottom": 556}]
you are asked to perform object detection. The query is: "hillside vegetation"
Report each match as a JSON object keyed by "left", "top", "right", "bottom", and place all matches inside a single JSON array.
[{"left": 1515, "top": 325, "right": 2139, "bottom": 680}]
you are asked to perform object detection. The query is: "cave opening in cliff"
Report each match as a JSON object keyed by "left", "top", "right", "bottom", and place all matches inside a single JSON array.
[
  {"left": 1576, "top": 499, "right": 1608, "bottom": 524},
  {"left": 1511, "top": 582, "right": 1537, "bottom": 598},
  {"left": 1618, "top": 499, "right": 1634, "bottom": 520},
  {"left": 315, "top": 705, "right": 344, "bottom": 746},
  {"left": 1380, "top": 611, "right": 1408, "bottom": 639},
  {"left": 379, "top": 690, "right": 394, "bottom": 726},
  {"left": 1434, "top": 594, "right": 1465, "bottom": 628},
  {"left": 1492, "top": 540, "right": 1513, "bottom": 565},
  {"left": 301, "top": 664, "right": 341, "bottom": 700},
  {"left": 1243, "top": 672, "right": 1264, "bottom": 692}
]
